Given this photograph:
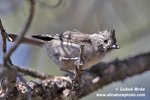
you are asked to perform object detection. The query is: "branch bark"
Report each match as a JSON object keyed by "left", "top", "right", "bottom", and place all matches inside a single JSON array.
[
  {"left": 15, "top": 65, "right": 53, "bottom": 79},
  {"left": 0, "top": 52, "right": 149, "bottom": 100}
]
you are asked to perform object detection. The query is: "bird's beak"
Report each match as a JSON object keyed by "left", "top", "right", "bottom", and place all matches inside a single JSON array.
[{"left": 111, "top": 45, "right": 120, "bottom": 49}]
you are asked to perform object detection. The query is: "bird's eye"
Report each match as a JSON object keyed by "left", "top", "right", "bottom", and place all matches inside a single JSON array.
[{"left": 104, "top": 40, "right": 108, "bottom": 44}]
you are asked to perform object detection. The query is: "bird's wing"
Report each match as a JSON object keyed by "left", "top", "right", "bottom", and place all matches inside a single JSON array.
[{"left": 32, "top": 31, "right": 91, "bottom": 44}]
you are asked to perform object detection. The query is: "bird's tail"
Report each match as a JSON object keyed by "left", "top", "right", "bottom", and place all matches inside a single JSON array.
[{"left": 8, "top": 34, "right": 44, "bottom": 47}]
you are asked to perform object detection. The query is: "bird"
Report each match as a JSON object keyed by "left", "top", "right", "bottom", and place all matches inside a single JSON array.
[{"left": 8, "top": 28, "right": 120, "bottom": 73}]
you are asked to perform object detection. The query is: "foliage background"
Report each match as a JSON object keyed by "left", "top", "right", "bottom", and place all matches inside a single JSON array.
[{"left": 0, "top": 0, "right": 150, "bottom": 100}]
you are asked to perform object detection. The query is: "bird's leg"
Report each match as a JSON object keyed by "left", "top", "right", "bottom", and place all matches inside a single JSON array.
[
  {"left": 60, "top": 69, "right": 74, "bottom": 75},
  {"left": 74, "top": 58, "right": 85, "bottom": 66}
]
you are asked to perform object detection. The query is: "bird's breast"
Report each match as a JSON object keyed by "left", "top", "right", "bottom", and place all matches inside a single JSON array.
[{"left": 42, "top": 40, "right": 105, "bottom": 70}]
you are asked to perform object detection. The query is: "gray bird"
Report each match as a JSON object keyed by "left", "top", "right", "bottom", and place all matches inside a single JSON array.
[{"left": 8, "top": 28, "right": 120, "bottom": 73}]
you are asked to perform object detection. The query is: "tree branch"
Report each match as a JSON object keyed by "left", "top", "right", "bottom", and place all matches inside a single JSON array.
[
  {"left": 0, "top": 0, "right": 35, "bottom": 100},
  {"left": 0, "top": 52, "right": 149, "bottom": 99},
  {"left": 4, "top": 0, "right": 35, "bottom": 65},
  {"left": 68, "top": 44, "right": 85, "bottom": 99},
  {"left": 15, "top": 65, "right": 53, "bottom": 79}
]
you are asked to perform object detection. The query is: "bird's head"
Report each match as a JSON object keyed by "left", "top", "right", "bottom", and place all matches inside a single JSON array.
[{"left": 90, "top": 28, "right": 120, "bottom": 52}]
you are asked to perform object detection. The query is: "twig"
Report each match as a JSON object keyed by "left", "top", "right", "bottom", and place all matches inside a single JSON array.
[
  {"left": 0, "top": 19, "right": 13, "bottom": 66},
  {"left": 0, "top": 19, "right": 12, "bottom": 41},
  {"left": 15, "top": 65, "right": 53, "bottom": 79},
  {"left": 17, "top": 73, "right": 31, "bottom": 100},
  {"left": 68, "top": 44, "right": 85, "bottom": 100},
  {"left": 0, "top": 19, "right": 7, "bottom": 54},
  {"left": 4, "top": 0, "right": 35, "bottom": 65}
]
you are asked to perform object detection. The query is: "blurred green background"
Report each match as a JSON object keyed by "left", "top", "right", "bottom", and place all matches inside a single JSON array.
[{"left": 0, "top": 0, "right": 150, "bottom": 100}]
